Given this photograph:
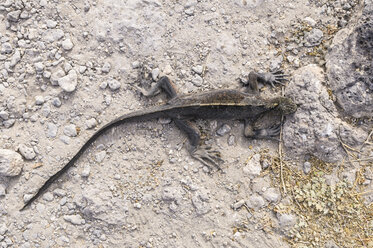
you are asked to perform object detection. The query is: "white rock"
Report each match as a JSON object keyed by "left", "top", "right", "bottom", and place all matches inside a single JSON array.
[
  {"left": 18, "top": 144, "right": 36, "bottom": 160},
  {"left": 81, "top": 164, "right": 91, "bottom": 177},
  {"left": 85, "top": 118, "right": 97, "bottom": 129},
  {"left": 46, "top": 122, "right": 58, "bottom": 138},
  {"left": 43, "top": 29, "right": 65, "bottom": 43},
  {"left": 243, "top": 154, "right": 262, "bottom": 178},
  {"left": 0, "top": 149, "right": 23, "bottom": 176},
  {"left": 50, "top": 69, "right": 65, "bottom": 86},
  {"left": 7, "top": 10, "right": 21, "bottom": 22},
  {"left": 58, "top": 70, "right": 78, "bottom": 92},
  {"left": 152, "top": 68, "right": 160, "bottom": 80},
  {"left": 1, "top": 43, "right": 12, "bottom": 54},
  {"left": 0, "top": 111, "right": 9, "bottom": 120},
  {"left": 101, "top": 62, "right": 111, "bottom": 73},
  {"left": 108, "top": 79, "right": 121, "bottom": 91},
  {"left": 61, "top": 38, "right": 74, "bottom": 50},
  {"left": 246, "top": 194, "right": 266, "bottom": 210},
  {"left": 9, "top": 49, "right": 21, "bottom": 67},
  {"left": 95, "top": 151, "right": 106, "bottom": 163},
  {"left": 0, "top": 184, "right": 5, "bottom": 196},
  {"left": 46, "top": 19, "right": 57, "bottom": 28},
  {"left": 43, "top": 192, "right": 54, "bottom": 202},
  {"left": 35, "top": 95, "right": 45, "bottom": 105},
  {"left": 64, "top": 124, "right": 77, "bottom": 137},
  {"left": 34, "top": 62, "right": 45, "bottom": 72},
  {"left": 263, "top": 187, "right": 281, "bottom": 202},
  {"left": 63, "top": 215, "right": 85, "bottom": 225}
]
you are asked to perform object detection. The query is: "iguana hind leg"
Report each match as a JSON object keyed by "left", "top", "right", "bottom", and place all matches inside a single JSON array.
[{"left": 137, "top": 76, "right": 178, "bottom": 99}]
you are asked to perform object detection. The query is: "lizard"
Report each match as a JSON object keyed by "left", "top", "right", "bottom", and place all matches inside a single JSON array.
[{"left": 20, "top": 70, "right": 297, "bottom": 211}]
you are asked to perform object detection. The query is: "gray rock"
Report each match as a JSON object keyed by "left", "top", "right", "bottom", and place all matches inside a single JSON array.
[
  {"left": 61, "top": 38, "right": 74, "bottom": 50},
  {"left": 1, "top": 43, "right": 12, "bottom": 54},
  {"left": 303, "top": 161, "right": 311, "bottom": 174},
  {"left": 246, "top": 194, "right": 266, "bottom": 210},
  {"left": 326, "top": 4, "right": 373, "bottom": 118},
  {"left": 34, "top": 62, "right": 44, "bottom": 72},
  {"left": 132, "top": 61, "right": 140, "bottom": 69},
  {"left": 0, "top": 223, "right": 7, "bottom": 236},
  {"left": 58, "top": 70, "right": 78, "bottom": 92},
  {"left": 59, "top": 135, "right": 70, "bottom": 144},
  {"left": 192, "top": 193, "right": 211, "bottom": 215},
  {"left": 43, "top": 192, "right": 54, "bottom": 202},
  {"left": 0, "top": 149, "right": 23, "bottom": 176},
  {"left": 64, "top": 124, "right": 77, "bottom": 137},
  {"left": 151, "top": 68, "right": 160, "bottom": 80},
  {"left": 192, "top": 65, "right": 203, "bottom": 75},
  {"left": 303, "top": 17, "right": 316, "bottom": 27},
  {"left": 101, "top": 62, "right": 111, "bottom": 73},
  {"left": 35, "top": 95, "right": 44, "bottom": 105},
  {"left": 50, "top": 69, "right": 65, "bottom": 86},
  {"left": 108, "top": 79, "right": 121, "bottom": 91},
  {"left": 3, "top": 119, "right": 15, "bottom": 128},
  {"left": 46, "top": 122, "right": 58, "bottom": 138},
  {"left": 263, "top": 188, "right": 281, "bottom": 202},
  {"left": 52, "top": 97, "right": 62, "bottom": 107},
  {"left": 277, "top": 213, "right": 297, "bottom": 231},
  {"left": 43, "top": 29, "right": 65, "bottom": 43},
  {"left": 284, "top": 64, "right": 366, "bottom": 162},
  {"left": 46, "top": 19, "right": 57, "bottom": 28},
  {"left": 251, "top": 177, "right": 271, "bottom": 194},
  {"left": 216, "top": 124, "right": 231, "bottom": 136},
  {"left": 242, "top": 154, "right": 262, "bottom": 178},
  {"left": 63, "top": 215, "right": 85, "bottom": 225},
  {"left": 7, "top": 10, "right": 21, "bottom": 22},
  {"left": 18, "top": 144, "right": 36, "bottom": 160},
  {"left": 0, "top": 111, "right": 9, "bottom": 120},
  {"left": 95, "top": 151, "right": 106, "bottom": 163},
  {"left": 81, "top": 164, "right": 91, "bottom": 177},
  {"left": 85, "top": 118, "right": 97, "bottom": 129},
  {"left": 305, "top": 28, "right": 323, "bottom": 46},
  {"left": 192, "top": 75, "right": 203, "bottom": 86},
  {"left": 53, "top": 188, "right": 66, "bottom": 197},
  {"left": 269, "top": 55, "right": 283, "bottom": 71},
  {"left": 9, "top": 49, "right": 21, "bottom": 67},
  {"left": 0, "top": 184, "right": 5, "bottom": 197}
]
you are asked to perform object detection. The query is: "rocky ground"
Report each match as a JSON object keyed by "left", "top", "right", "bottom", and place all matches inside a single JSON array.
[{"left": 0, "top": 0, "right": 372, "bottom": 247}]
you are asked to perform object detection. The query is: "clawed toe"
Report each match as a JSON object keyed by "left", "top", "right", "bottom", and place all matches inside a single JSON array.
[{"left": 192, "top": 146, "right": 224, "bottom": 171}]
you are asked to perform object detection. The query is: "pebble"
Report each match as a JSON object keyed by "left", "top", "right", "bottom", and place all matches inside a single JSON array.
[
  {"left": 7, "top": 10, "right": 21, "bottom": 22},
  {"left": 81, "top": 164, "right": 91, "bottom": 177},
  {"left": 0, "top": 184, "right": 5, "bottom": 197},
  {"left": 18, "top": 144, "right": 36, "bottom": 160},
  {"left": 43, "top": 71, "right": 51, "bottom": 78},
  {"left": 0, "top": 149, "right": 23, "bottom": 177},
  {"left": 132, "top": 61, "right": 140, "bottom": 69},
  {"left": 46, "top": 122, "right": 58, "bottom": 138},
  {"left": 20, "top": 10, "right": 29, "bottom": 19},
  {"left": 228, "top": 135, "right": 235, "bottom": 146},
  {"left": 99, "top": 81, "right": 108, "bottom": 89},
  {"left": 108, "top": 79, "right": 121, "bottom": 91},
  {"left": 53, "top": 188, "right": 66, "bottom": 197},
  {"left": 101, "top": 62, "right": 111, "bottom": 73},
  {"left": 61, "top": 38, "right": 74, "bottom": 50},
  {"left": 303, "top": 17, "right": 316, "bottom": 27},
  {"left": 3, "top": 119, "right": 15, "bottom": 128},
  {"left": 192, "top": 65, "right": 203, "bottom": 75},
  {"left": 59, "top": 135, "right": 70, "bottom": 144},
  {"left": 0, "top": 111, "right": 9, "bottom": 120},
  {"left": 50, "top": 69, "right": 65, "bottom": 86},
  {"left": 151, "top": 68, "right": 160, "bottom": 81},
  {"left": 246, "top": 194, "right": 266, "bottom": 210},
  {"left": 43, "top": 29, "right": 65, "bottom": 43},
  {"left": 35, "top": 95, "right": 45, "bottom": 105},
  {"left": 242, "top": 154, "right": 262, "bottom": 178},
  {"left": 134, "top": 202, "right": 142, "bottom": 209},
  {"left": 192, "top": 75, "right": 203, "bottom": 86},
  {"left": 303, "top": 161, "right": 311, "bottom": 174},
  {"left": 262, "top": 187, "right": 281, "bottom": 202},
  {"left": 58, "top": 70, "right": 78, "bottom": 92},
  {"left": 46, "top": 19, "right": 57, "bottom": 28},
  {"left": 1, "top": 42, "right": 12, "bottom": 54},
  {"left": 95, "top": 151, "right": 106, "bottom": 163},
  {"left": 42, "top": 192, "right": 54, "bottom": 202},
  {"left": 305, "top": 28, "right": 323, "bottom": 46},
  {"left": 34, "top": 62, "right": 45, "bottom": 72},
  {"left": 232, "top": 199, "right": 246, "bottom": 210},
  {"left": 64, "top": 62, "right": 72, "bottom": 72},
  {"left": 52, "top": 97, "right": 62, "bottom": 107},
  {"left": 85, "top": 118, "right": 97, "bottom": 129},
  {"left": 0, "top": 223, "right": 7, "bottom": 236},
  {"left": 9, "top": 49, "right": 21, "bottom": 67},
  {"left": 64, "top": 124, "right": 77, "bottom": 137},
  {"left": 216, "top": 124, "right": 231, "bottom": 136},
  {"left": 79, "top": 65, "right": 87, "bottom": 74},
  {"left": 277, "top": 213, "right": 297, "bottom": 230},
  {"left": 63, "top": 215, "right": 85, "bottom": 225}
]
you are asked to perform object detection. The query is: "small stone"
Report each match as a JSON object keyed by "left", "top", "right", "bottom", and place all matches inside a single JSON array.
[
  {"left": 1, "top": 43, "right": 12, "bottom": 54},
  {"left": 85, "top": 118, "right": 97, "bottom": 129},
  {"left": 59, "top": 135, "right": 70, "bottom": 144},
  {"left": 108, "top": 79, "right": 121, "bottom": 91},
  {"left": 134, "top": 202, "right": 141, "bottom": 209},
  {"left": 18, "top": 144, "right": 36, "bottom": 160},
  {"left": 58, "top": 70, "right": 78, "bottom": 92},
  {"left": 228, "top": 135, "right": 235, "bottom": 146},
  {"left": 303, "top": 161, "right": 311, "bottom": 174},
  {"left": 132, "top": 61, "right": 140, "bottom": 69},
  {"left": 232, "top": 199, "right": 245, "bottom": 210},
  {"left": 152, "top": 68, "right": 160, "bottom": 81},
  {"left": 9, "top": 49, "right": 21, "bottom": 67},
  {"left": 7, "top": 10, "right": 21, "bottom": 22},
  {"left": 63, "top": 62, "right": 72, "bottom": 72},
  {"left": 3, "top": 119, "right": 15, "bottom": 128},
  {"left": 216, "top": 124, "right": 231, "bottom": 136},
  {"left": 303, "top": 17, "right": 316, "bottom": 27},
  {"left": 34, "top": 62, "right": 45, "bottom": 72},
  {"left": 185, "top": 7, "right": 195, "bottom": 15},
  {"left": 64, "top": 124, "right": 77, "bottom": 137},
  {"left": 101, "top": 62, "right": 111, "bottom": 73},
  {"left": 0, "top": 111, "right": 9, "bottom": 120},
  {"left": 243, "top": 154, "right": 262, "bottom": 178},
  {"left": 79, "top": 66, "right": 87, "bottom": 74},
  {"left": 46, "top": 122, "right": 58, "bottom": 138},
  {"left": 305, "top": 28, "right": 323, "bottom": 46},
  {"left": 246, "top": 194, "right": 266, "bottom": 210},
  {"left": 43, "top": 71, "right": 51, "bottom": 79},
  {"left": 43, "top": 29, "right": 65, "bottom": 43},
  {"left": 0, "top": 223, "right": 7, "bottom": 236},
  {"left": 0, "top": 149, "right": 23, "bottom": 177},
  {"left": 99, "top": 81, "right": 107, "bottom": 89},
  {"left": 192, "top": 75, "right": 203, "bottom": 86},
  {"left": 192, "top": 65, "right": 203, "bottom": 75},
  {"left": 163, "top": 64, "right": 173, "bottom": 74},
  {"left": 263, "top": 188, "right": 281, "bottom": 202},
  {"left": 95, "top": 151, "right": 106, "bottom": 163},
  {"left": 35, "top": 95, "right": 45, "bottom": 105},
  {"left": 53, "top": 188, "right": 66, "bottom": 197},
  {"left": 43, "top": 192, "right": 54, "bottom": 202},
  {"left": 52, "top": 97, "right": 62, "bottom": 107},
  {"left": 20, "top": 10, "right": 29, "bottom": 19},
  {"left": 46, "top": 19, "right": 57, "bottom": 28},
  {"left": 61, "top": 38, "right": 74, "bottom": 50},
  {"left": 0, "top": 184, "right": 5, "bottom": 196},
  {"left": 50, "top": 69, "right": 65, "bottom": 86},
  {"left": 63, "top": 215, "right": 85, "bottom": 225},
  {"left": 277, "top": 213, "right": 297, "bottom": 230},
  {"left": 81, "top": 164, "right": 91, "bottom": 177}
]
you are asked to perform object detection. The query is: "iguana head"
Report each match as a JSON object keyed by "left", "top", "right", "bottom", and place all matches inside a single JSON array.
[{"left": 270, "top": 97, "right": 297, "bottom": 115}]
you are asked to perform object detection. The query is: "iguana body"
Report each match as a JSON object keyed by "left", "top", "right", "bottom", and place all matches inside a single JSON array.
[{"left": 21, "top": 72, "right": 296, "bottom": 210}]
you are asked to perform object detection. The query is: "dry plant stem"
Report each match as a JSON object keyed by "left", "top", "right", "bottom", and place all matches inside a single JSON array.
[
  {"left": 279, "top": 86, "right": 287, "bottom": 195},
  {"left": 360, "top": 128, "right": 373, "bottom": 151}
]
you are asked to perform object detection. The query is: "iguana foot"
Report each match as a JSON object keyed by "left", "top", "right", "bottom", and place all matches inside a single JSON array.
[
  {"left": 257, "top": 70, "right": 289, "bottom": 88},
  {"left": 191, "top": 145, "right": 224, "bottom": 171}
]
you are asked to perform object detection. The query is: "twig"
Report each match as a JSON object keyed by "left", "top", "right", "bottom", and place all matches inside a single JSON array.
[{"left": 279, "top": 87, "right": 287, "bottom": 195}]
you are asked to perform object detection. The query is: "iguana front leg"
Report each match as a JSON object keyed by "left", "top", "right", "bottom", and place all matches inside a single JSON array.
[
  {"left": 137, "top": 76, "right": 223, "bottom": 170},
  {"left": 244, "top": 110, "right": 283, "bottom": 140},
  {"left": 245, "top": 70, "right": 289, "bottom": 91}
]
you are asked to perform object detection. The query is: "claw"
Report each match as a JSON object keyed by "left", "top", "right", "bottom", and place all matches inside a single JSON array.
[{"left": 192, "top": 146, "right": 224, "bottom": 171}]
